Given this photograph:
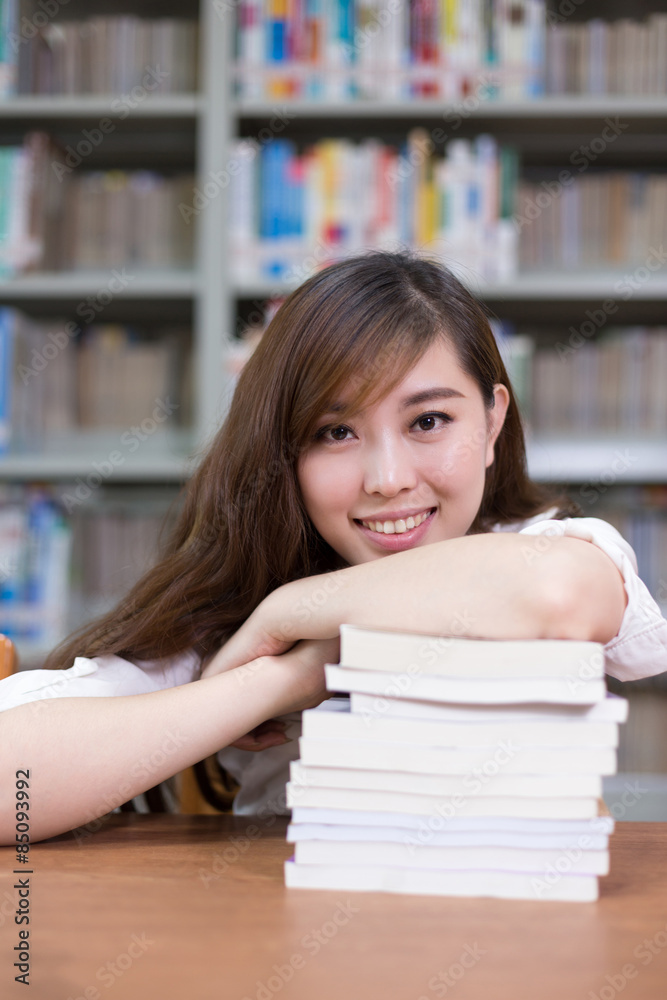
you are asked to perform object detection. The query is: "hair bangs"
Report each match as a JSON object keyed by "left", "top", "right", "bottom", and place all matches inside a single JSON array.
[{"left": 288, "top": 292, "right": 444, "bottom": 449}]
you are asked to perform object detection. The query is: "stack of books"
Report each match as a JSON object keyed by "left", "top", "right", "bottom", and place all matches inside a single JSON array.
[{"left": 285, "top": 624, "right": 628, "bottom": 902}]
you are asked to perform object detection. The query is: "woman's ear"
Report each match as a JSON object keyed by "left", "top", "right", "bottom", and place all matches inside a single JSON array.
[{"left": 485, "top": 383, "right": 511, "bottom": 468}]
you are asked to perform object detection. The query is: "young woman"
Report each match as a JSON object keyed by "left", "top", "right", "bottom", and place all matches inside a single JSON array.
[{"left": 1, "top": 250, "right": 665, "bottom": 843}]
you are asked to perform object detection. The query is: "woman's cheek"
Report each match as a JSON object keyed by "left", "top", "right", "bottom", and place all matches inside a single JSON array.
[
  {"left": 306, "top": 454, "right": 358, "bottom": 512},
  {"left": 442, "top": 430, "right": 486, "bottom": 476}
]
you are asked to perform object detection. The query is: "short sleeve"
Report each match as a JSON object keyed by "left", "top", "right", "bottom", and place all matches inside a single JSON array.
[
  {"left": 0, "top": 649, "right": 201, "bottom": 714},
  {"left": 516, "top": 516, "right": 667, "bottom": 682}
]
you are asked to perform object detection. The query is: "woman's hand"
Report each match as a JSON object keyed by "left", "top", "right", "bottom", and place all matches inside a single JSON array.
[
  {"left": 224, "top": 635, "right": 340, "bottom": 751},
  {"left": 203, "top": 573, "right": 345, "bottom": 678}
]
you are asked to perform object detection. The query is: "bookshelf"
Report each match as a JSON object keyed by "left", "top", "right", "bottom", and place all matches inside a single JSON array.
[
  {"left": 0, "top": 0, "right": 230, "bottom": 664},
  {"left": 0, "top": 0, "right": 666, "bottom": 752}
]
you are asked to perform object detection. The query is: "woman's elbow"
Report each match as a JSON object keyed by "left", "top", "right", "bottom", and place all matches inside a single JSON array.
[{"left": 537, "top": 539, "right": 628, "bottom": 644}]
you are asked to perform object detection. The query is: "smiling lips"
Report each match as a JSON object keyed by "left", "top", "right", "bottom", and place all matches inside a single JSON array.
[{"left": 356, "top": 508, "right": 435, "bottom": 535}]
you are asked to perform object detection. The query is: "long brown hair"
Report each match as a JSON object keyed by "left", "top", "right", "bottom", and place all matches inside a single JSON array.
[{"left": 45, "top": 249, "right": 577, "bottom": 672}]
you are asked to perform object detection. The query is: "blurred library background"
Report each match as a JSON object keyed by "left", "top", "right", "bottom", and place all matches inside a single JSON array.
[{"left": 0, "top": 0, "right": 666, "bottom": 808}]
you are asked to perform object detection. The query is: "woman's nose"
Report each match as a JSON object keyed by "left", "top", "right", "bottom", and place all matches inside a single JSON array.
[{"left": 362, "top": 436, "right": 418, "bottom": 496}]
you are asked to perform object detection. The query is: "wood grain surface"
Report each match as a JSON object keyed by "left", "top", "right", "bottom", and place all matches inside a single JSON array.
[{"left": 2, "top": 816, "right": 667, "bottom": 1000}]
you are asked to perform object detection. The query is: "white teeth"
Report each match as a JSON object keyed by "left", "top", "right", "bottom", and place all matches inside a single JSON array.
[{"left": 361, "top": 510, "right": 433, "bottom": 534}]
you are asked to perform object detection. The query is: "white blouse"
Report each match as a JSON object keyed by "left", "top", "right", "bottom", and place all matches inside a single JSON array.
[{"left": 2, "top": 509, "right": 666, "bottom": 815}]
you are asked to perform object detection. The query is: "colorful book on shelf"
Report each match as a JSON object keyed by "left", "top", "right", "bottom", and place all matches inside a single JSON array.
[
  {"left": 230, "top": 131, "right": 520, "bottom": 283},
  {"left": 0, "top": 491, "right": 71, "bottom": 646},
  {"left": 0, "top": 0, "right": 17, "bottom": 97},
  {"left": 0, "top": 307, "right": 14, "bottom": 454}
]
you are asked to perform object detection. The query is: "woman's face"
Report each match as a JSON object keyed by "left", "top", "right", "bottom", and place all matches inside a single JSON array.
[{"left": 297, "top": 338, "right": 510, "bottom": 567}]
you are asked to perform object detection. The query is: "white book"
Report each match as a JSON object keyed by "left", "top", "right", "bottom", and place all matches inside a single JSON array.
[
  {"left": 286, "top": 783, "right": 601, "bottom": 820},
  {"left": 349, "top": 691, "right": 629, "bottom": 724},
  {"left": 302, "top": 702, "right": 619, "bottom": 748},
  {"left": 325, "top": 664, "right": 605, "bottom": 705},
  {"left": 339, "top": 624, "right": 604, "bottom": 680},
  {"left": 285, "top": 860, "right": 599, "bottom": 902},
  {"left": 290, "top": 761, "right": 603, "bottom": 799},
  {"left": 290, "top": 806, "right": 615, "bottom": 834},
  {"left": 293, "top": 839, "right": 609, "bottom": 876},
  {"left": 298, "top": 737, "right": 617, "bottom": 776},
  {"left": 287, "top": 823, "right": 610, "bottom": 851}
]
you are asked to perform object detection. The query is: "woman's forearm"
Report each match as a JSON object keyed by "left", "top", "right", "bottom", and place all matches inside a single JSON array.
[
  {"left": 209, "top": 532, "right": 627, "bottom": 674},
  {"left": 0, "top": 655, "right": 307, "bottom": 846},
  {"left": 280, "top": 532, "right": 626, "bottom": 644}
]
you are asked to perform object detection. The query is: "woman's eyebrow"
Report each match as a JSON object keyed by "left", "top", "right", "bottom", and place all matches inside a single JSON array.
[
  {"left": 325, "top": 387, "right": 465, "bottom": 414},
  {"left": 400, "top": 388, "right": 466, "bottom": 407}
]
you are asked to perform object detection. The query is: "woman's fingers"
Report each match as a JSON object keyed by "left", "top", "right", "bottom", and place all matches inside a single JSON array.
[
  {"left": 228, "top": 719, "right": 290, "bottom": 752},
  {"left": 203, "top": 601, "right": 296, "bottom": 677}
]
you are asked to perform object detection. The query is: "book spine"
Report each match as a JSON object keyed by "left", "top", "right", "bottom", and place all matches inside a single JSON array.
[{"left": 0, "top": 307, "right": 15, "bottom": 454}]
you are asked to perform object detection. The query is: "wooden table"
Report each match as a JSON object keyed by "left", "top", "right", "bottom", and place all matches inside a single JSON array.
[{"left": 2, "top": 816, "right": 667, "bottom": 1000}]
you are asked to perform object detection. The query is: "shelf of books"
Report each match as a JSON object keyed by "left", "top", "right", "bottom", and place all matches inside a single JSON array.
[
  {"left": 233, "top": 97, "right": 667, "bottom": 118},
  {"left": 0, "top": 95, "right": 200, "bottom": 123},
  {"left": 0, "top": 0, "right": 225, "bottom": 669},
  {"left": 0, "top": 0, "right": 665, "bottom": 759}
]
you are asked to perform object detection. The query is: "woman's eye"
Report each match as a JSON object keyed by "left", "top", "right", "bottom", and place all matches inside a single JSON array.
[
  {"left": 329, "top": 426, "right": 349, "bottom": 441},
  {"left": 316, "top": 424, "right": 351, "bottom": 442},
  {"left": 414, "top": 412, "right": 452, "bottom": 432}
]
